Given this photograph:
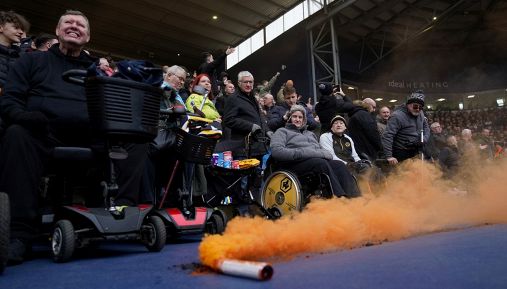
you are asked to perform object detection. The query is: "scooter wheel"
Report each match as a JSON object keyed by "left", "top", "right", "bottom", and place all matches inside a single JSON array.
[
  {"left": 0, "top": 192, "right": 9, "bottom": 273},
  {"left": 143, "top": 216, "right": 166, "bottom": 252},
  {"left": 205, "top": 213, "right": 225, "bottom": 235},
  {"left": 52, "top": 220, "right": 75, "bottom": 263}
]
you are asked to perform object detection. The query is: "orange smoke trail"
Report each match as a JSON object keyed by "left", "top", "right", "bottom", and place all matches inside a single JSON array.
[{"left": 199, "top": 158, "right": 507, "bottom": 269}]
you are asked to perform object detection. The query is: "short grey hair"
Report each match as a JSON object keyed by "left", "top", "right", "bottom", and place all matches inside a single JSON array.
[
  {"left": 238, "top": 71, "right": 253, "bottom": 82},
  {"left": 461, "top": 128, "right": 472, "bottom": 136},
  {"left": 166, "top": 65, "right": 186, "bottom": 76},
  {"left": 430, "top": 122, "right": 440, "bottom": 129},
  {"left": 58, "top": 10, "right": 90, "bottom": 33}
]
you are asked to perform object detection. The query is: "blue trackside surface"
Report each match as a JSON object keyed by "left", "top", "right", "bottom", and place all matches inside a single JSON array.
[{"left": 1, "top": 224, "right": 506, "bottom": 289}]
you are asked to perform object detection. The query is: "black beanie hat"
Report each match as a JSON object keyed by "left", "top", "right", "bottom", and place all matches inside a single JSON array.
[
  {"left": 318, "top": 83, "right": 333, "bottom": 96},
  {"left": 407, "top": 90, "right": 425, "bottom": 106}
]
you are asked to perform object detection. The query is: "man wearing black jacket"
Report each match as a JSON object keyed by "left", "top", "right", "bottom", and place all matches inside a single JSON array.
[
  {"left": 0, "top": 10, "right": 148, "bottom": 265},
  {"left": 222, "top": 71, "right": 267, "bottom": 158},
  {"left": 315, "top": 83, "right": 354, "bottom": 133},
  {"left": 197, "top": 46, "right": 235, "bottom": 97},
  {"left": 347, "top": 100, "right": 383, "bottom": 161}
]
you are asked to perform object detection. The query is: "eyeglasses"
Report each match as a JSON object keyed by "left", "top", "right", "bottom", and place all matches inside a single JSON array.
[
  {"left": 412, "top": 104, "right": 422, "bottom": 110},
  {"left": 240, "top": 80, "right": 253, "bottom": 84},
  {"left": 170, "top": 74, "right": 185, "bottom": 82}
]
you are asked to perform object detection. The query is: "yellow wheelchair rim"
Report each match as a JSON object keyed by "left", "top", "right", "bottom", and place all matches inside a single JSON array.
[{"left": 261, "top": 170, "right": 302, "bottom": 217}]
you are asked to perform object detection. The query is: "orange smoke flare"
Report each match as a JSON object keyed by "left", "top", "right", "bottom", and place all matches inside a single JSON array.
[{"left": 199, "top": 158, "right": 507, "bottom": 269}]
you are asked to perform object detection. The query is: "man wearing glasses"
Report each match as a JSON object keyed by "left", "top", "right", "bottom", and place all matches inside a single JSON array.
[
  {"left": 223, "top": 71, "right": 268, "bottom": 157},
  {"left": 382, "top": 90, "right": 430, "bottom": 165}
]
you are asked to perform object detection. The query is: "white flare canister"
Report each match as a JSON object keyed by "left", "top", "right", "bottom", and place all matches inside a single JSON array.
[{"left": 218, "top": 259, "right": 274, "bottom": 280}]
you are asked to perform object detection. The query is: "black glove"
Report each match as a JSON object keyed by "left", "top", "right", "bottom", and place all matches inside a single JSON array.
[
  {"left": 15, "top": 111, "right": 49, "bottom": 135},
  {"left": 352, "top": 160, "right": 371, "bottom": 174},
  {"left": 250, "top": 124, "right": 264, "bottom": 141}
]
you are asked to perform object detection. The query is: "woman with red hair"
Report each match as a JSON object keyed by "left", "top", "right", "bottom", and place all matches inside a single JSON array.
[{"left": 185, "top": 73, "right": 221, "bottom": 122}]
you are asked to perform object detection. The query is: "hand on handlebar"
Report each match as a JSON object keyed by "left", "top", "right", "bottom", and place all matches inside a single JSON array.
[{"left": 387, "top": 157, "right": 398, "bottom": 165}]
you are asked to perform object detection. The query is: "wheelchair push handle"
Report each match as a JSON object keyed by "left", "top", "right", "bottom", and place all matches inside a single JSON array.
[{"left": 62, "top": 69, "right": 87, "bottom": 86}]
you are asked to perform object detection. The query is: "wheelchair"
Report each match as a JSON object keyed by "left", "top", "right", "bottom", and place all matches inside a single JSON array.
[
  {"left": 204, "top": 133, "right": 338, "bottom": 219},
  {"left": 34, "top": 69, "right": 169, "bottom": 263},
  {"left": 260, "top": 166, "right": 335, "bottom": 217}
]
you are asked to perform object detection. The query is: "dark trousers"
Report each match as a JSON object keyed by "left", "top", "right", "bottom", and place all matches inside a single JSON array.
[
  {"left": 279, "top": 158, "right": 360, "bottom": 198},
  {"left": 393, "top": 148, "right": 419, "bottom": 163},
  {"left": 0, "top": 125, "right": 147, "bottom": 240}
]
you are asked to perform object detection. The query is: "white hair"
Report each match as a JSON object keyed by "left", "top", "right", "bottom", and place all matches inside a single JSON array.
[
  {"left": 237, "top": 71, "right": 253, "bottom": 81},
  {"left": 166, "top": 65, "right": 185, "bottom": 76}
]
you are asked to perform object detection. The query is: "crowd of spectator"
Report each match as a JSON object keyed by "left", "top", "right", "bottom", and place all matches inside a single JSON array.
[{"left": 1, "top": 8, "right": 506, "bottom": 269}]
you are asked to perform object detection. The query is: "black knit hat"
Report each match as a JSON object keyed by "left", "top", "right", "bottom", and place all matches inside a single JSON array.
[
  {"left": 318, "top": 83, "right": 333, "bottom": 96},
  {"left": 407, "top": 90, "right": 425, "bottom": 106}
]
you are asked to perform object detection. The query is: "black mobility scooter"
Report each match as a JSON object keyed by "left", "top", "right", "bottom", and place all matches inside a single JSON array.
[{"left": 41, "top": 69, "right": 167, "bottom": 262}]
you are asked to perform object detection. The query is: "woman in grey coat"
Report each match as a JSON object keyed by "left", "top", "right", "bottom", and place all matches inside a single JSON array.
[{"left": 270, "top": 105, "right": 360, "bottom": 198}]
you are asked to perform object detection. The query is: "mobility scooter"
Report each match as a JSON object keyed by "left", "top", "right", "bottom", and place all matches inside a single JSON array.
[{"left": 41, "top": 69, "right": 168, "bottom": 262}]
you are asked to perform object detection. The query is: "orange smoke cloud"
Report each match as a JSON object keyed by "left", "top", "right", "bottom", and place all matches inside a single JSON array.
[{"left": 199, "top": 158, "right": 507, "bottom": 269}]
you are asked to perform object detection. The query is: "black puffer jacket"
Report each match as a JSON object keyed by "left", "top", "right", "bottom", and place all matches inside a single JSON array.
[
  {"left": 347, "top": 105, "right": 383, "bottom": 160},
  {"left": 0, "top": 44, "right": 20, "bottom": 88}
]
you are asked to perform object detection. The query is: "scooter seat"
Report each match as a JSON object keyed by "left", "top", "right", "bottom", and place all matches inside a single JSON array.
[{"left": 52, "top": 147, "right": 94, "bottom": 161}]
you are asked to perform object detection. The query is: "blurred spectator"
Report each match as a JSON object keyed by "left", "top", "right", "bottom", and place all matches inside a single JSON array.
[
  {"left": 0, "top": 10, "right": 30, "bottom": 93},
  {"left": 256, "top": 71, "right": 280, "bottom": 96},
  {"left": 98, "top": 57, "right": 114, "bottom": 76},
  {"left": 267, "top": 85, "right": 318, "bottom": 132},
  {"left": 438, "top": 135, "right": 460, "bottom": 178},
  {"left": 314, "top": 83, "right": 354, "bottom": 133},
  {"left": 377, "top": 106, "right": 390, "bottom": 136},
  {"left": 215, "top": 80, "right": 234, "bottom": 116},
  {"left": 197, "top": 46, "right": 235, "bottom": 96},
  {"left": 347, "top": 100, "right": 383, "bottom": 161},
  {"left": 426, "top": 122, "right": 447, "bottom": 160},
  {"left": 34, "top": 33, "right": 58, "bottom": 51},
  {"left": 477, "top": 128, "right": 494, "bottom": 160},
  {"left": 363, "top": 98, "right": 376, "bottom": 114}
]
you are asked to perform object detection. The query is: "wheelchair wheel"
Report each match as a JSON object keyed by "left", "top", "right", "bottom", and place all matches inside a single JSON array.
[
  {"left": 52, "top": 219, "right": 75, "bottom": 263},
  {"left": 0, "top": 192, "right": 9, "bottom": 273},
  {"left": 205, "top": 213, "right": 225, "bottom": 235},
  {"left": 260, "top": 170, "right": 303, "bottom": 217},
  {"left": 143, "top": 216, "right": 166, "bottom": 252}
]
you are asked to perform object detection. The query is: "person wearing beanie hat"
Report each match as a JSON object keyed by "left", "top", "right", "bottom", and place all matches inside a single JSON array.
[
  {"left": 318, "top": 83, "right": 333, "bottom": 96},
  {"left": 319, "top": 115, "right": 361, "bottom": 164},
  {"left": 406, "top": 90, "right": 425, "bottom": 106},
  {"left": 270, "top": 106, "right": 361, "bottom": 198},
  {"left": 382, "top": 90, "right": 430, "bottom": 164}
]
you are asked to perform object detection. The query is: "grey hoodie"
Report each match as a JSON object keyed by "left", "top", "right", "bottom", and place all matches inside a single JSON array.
[{"left": 270, "top": 105, "right": 333, "bottom": 162}]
